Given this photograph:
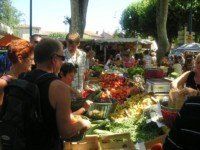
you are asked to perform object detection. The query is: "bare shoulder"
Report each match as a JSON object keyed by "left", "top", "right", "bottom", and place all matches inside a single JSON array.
[
  {"left": 49, "top": 79, "right": 70, "bottom": 97},
  {"left": 49, "top": 79, "right": 70, "bottom": 108}
]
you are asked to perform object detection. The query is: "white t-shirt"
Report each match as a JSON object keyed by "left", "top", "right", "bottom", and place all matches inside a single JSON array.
[
  {"left": 144, "top": 55, "right": 152, "bottom": 68},
  {"left": 64, "top": 48, "right": 87, "bottom": 92}
]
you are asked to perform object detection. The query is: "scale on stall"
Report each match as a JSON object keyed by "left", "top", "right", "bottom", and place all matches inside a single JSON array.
[{"left": 146, "top": 78, "right": 171, "bottom": 94}]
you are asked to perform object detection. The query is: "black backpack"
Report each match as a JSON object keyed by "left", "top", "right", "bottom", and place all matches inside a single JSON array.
[{"left": 0, "top": 73, "right": 56, "bottom": 150}]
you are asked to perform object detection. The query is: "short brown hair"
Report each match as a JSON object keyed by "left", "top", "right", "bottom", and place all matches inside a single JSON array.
[
  {"left": 8, "top": 39, "right": 33, "bottom": 64},
  {"left": 66, "top": 32, "right": 80, "bottom": 43},
  {"left": 34, "top": 38, "right": 63, "bottom": 63},
  {"left": 58, "top": 62, "right": 77, "bottom": 78}
]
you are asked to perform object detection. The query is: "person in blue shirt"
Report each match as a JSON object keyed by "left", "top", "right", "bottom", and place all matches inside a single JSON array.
[{"left": 0, "top": 52, "right": 12, "bottom": 75}]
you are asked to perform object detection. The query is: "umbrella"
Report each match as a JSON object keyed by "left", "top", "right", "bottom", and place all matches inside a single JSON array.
[{"left": 170, "top": 43, "right": 200, "bottom": 56}]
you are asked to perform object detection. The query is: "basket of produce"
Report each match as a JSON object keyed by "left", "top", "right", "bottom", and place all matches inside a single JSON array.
[
  {"left": 160, "top": 100, "right": 180, "bottom": 128},
  {"left": 87, "top": 103, "right": 113, "bottom": 120},
  {"left": 160, "top": 89, "right": 186, "bottom": 128}
]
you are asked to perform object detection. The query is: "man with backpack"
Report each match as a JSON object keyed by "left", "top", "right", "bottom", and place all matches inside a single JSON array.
[{"left": 0, "top": 38, "right": 91, "bottom": 150}]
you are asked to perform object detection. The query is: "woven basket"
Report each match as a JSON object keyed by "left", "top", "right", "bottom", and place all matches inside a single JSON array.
[{"left": 160, "top": 100, "right": 180, "bottom": 128}]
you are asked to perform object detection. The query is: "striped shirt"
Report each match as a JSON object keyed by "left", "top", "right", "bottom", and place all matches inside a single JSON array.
[{"left": 64, "top": 48, "right": 87, "bottom": 92}]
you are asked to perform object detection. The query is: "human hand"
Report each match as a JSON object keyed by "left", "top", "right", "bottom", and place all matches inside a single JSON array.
[
  {"left": 83, "top": 100, "right": 93, "bottom": 111},
  {"left": 180, "top": 87, "right": 198, "bottom": 96},
  {"left": 80, "top": 119, "right": 91, "bottom": 132}
]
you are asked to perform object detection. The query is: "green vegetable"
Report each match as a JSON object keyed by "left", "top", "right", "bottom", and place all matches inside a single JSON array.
[
  {"left": 127, "top": 67, "right": 144, "bottom": 78},
  {"left": 91, "top": 66, "right": 103, "bottom": 72},
  {"left": 169, "top": 72, "right": 180, "bottom": 79},
  {"left": 93, "top": 129, "right": 113, "bottom": 135},
  {"left": 86, "top": 119, "right": 110, "bottom": 135}
]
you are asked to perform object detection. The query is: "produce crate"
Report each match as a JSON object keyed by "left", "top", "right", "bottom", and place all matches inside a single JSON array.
[
  {"left": 145, "top": 134, "right": 167, "bottom": 150},
  {"left": 160, "top": 100, "right": 180, "bottom": 128},
  {"left": 63, "top": 135, "right": 100, "bottom": 150},
  {"left": 87, "top": 103, "right": 113, "bottom": 120},
  {"left": 99, "top": 133, "right": 135, "bottom": 150}
]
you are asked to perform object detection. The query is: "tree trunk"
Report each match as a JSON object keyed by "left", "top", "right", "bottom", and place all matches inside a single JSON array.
[
  {"left": 70, "top": 0, "right": 89, "bottom": 38},
  {"left": 156, "top": 0, "right": 169, "bottom": 64}
]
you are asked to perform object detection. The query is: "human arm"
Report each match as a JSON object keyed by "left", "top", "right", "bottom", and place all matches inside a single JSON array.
[
  {"left": 49, "top": 80, "right": 90, "bottom": 139},
  {"left": 171, "top": 71, "right": 191, "bottom": 89},
  {"left": 73, "top": 100, "right": 93, "bottom": 115},
  {"left": 0, "top": 78, "right": 7, "bottom": 106}
]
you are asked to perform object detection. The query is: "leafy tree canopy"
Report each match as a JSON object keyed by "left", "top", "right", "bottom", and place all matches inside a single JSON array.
[
  {"left": 0, "top": 0, "right": 22, "bottom": 28},
  {"left": 120, "top": 0, "right": 200, "bottom": 42}
]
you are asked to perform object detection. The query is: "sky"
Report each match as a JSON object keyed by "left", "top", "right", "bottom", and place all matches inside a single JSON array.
[{"left": 12, "top": 0, "right": 135, "bottom": 34}]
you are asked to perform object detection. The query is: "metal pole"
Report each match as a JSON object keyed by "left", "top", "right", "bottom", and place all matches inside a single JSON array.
[
  {"left": 188, "top": 0, "right": 192, "bottom": 34},
  {"left": 30, "top": 0, "right": 32, "bottom": 37}
]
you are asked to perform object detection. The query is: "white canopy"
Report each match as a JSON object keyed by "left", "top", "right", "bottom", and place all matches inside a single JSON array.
[
  {"left": 0, "top": 23, "right": 13, "bottom": 35},
  {"left": 171, "top": 43, "right": 200, "bottom": 55}
]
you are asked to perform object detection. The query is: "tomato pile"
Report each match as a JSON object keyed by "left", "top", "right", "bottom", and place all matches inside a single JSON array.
[
  {"left": 99, "top": 73, "right": 131, "bottom": 104},
  {"left": 100, "top": 74, "right": 127, "bottom": 88}
]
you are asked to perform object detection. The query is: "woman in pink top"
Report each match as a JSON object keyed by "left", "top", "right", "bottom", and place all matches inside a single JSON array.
[{"left": 122, "top": 51, "right": 135, "bottom": 68}]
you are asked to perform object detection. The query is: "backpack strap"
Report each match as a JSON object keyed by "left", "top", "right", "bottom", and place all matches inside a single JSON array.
[{"left": 34, "top": 72, "right": 59, "bottom": 85}]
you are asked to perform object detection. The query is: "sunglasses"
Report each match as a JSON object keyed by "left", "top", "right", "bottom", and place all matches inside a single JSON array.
[
  {"left": 53, "top": 54, "right": 65, "bottom": 61},
  {"left": 34, "top": 40, "right": 40, "bottom": 44},
  {"left": 68, "top": 40, "right": 79, "bottom": 45}
]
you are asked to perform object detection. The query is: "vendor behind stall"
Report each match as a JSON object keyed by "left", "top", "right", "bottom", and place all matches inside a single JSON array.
[
  {"left": 172, "top": 55, "right": 183, "bottom": 75},
  {"left": 143, "top": 50, "right": 152, "bottom": 68},
  {"left": 122, "top": 50, "right": 135, "bottom": 68}
]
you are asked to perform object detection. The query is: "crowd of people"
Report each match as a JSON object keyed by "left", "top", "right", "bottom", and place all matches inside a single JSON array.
[
  {"left": 104, "top": 49, "right": 157, "bottom": 70},
  {"left": 0, "top": 33, "right": 94, "bottom": 149}
]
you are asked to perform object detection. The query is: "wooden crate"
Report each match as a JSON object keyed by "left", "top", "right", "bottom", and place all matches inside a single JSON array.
[
  {"left": 145, "top": 134, "right": 167, "bottom": 150},
  {"left": 63, "top": 135, "right": 100, "bottom": 150},
  {"left": 99, "top": 133, "right": 134, "bottom": 150}
]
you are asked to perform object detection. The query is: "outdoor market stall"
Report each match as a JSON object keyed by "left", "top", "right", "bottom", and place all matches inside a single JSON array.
[{"left": 64, "top": 64, "right": 178, "bottom": 150}]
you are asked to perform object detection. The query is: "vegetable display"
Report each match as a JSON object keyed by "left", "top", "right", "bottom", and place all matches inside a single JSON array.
[{"left": 127, "top": 67, "right": 144, "bottom": 78}]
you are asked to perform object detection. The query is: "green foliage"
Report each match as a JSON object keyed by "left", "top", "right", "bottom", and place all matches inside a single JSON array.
[
  {"left": 48, "top": 33, "right": 66, "bottom": 39},
  {"left": 0, "top": 0, "right": 22, "bottom": 28},
  {"left": 113, "top": 29, "right": 125, "bottom": 38},
  {"left": 120, "top": 0, "right": 156, "bottom": 38},
  {"left": 121, "top": 0, "right": 200, "bottom": 42}
]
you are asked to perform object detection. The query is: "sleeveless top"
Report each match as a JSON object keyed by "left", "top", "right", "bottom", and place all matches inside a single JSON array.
[
  {"left": 186, "top": 71, "right": 200, "bottom": 90},
  {"left": 19, "top": 69, "right": 61, "bottom": 150}
]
